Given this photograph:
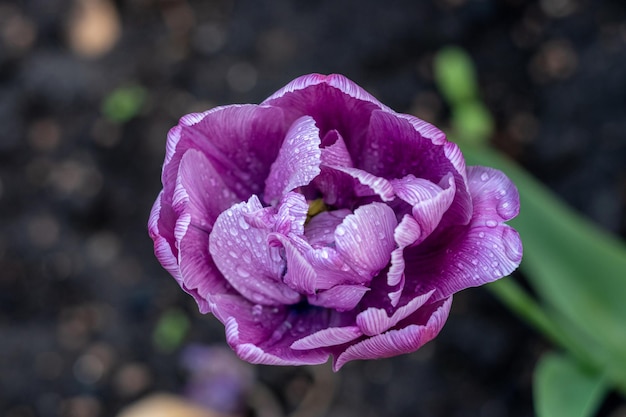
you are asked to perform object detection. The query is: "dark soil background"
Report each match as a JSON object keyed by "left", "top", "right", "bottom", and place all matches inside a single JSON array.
[{"left": 1, "top": 0, "right": 625, "bottom": 416}]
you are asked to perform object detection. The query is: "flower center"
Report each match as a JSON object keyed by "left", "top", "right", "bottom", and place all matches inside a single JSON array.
[{"left": 306, "top": 198, "right": 328, "bottom": 224}]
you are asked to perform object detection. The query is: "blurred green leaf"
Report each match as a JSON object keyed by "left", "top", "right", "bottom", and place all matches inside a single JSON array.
[
  {"left": 434, "top": 46, "right": 478, "bottom": 105},
  {"left": 534, "top": 353, "right": 607, "bottom": 417},
  {"left": 451, "top": 101, "right": 494, "bottom": 146},
  {"left": 461, "top": 144, "right": 626, "bottom": 393},
  {"left": 152, "top": 308, "right": 190, "bottom": 353},
  {"left": 101, "top": 84, "right": 147, "bottom": 123}
]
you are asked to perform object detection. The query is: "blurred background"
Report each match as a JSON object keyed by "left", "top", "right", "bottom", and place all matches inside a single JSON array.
[{"left": 1, "top": 0, "right": 625, "bottom": 416}]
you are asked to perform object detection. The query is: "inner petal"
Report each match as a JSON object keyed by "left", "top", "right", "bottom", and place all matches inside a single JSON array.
[
  {"left": 264, "top": 115, "right": 322, "bottom": 205},
  {"left": 209, "top": 195, "right": 300, "bottom": 305}
]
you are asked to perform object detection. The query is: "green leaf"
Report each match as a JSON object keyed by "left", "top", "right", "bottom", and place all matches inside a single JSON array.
[
  {"left": 460, "top": 144, "right": 626, "bottom": 393},
  {"left": 534, "top": 353, "right": 607, "bottom": 417},
  {"left": 152, "top": 308, "right": 190, "bottom": 353},
  {"left": 101, "top": 84, "right": 147, "bottom": 123},
  {"left": 434, "top": 46, "right": 478, "bottom": 105},
  {"left": 451, "top": 101, "right": 493, "bottom": 146}
]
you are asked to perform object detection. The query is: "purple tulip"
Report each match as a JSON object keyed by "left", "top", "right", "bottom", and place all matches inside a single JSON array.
[{"left": 148, "top": 74, "right": 522, "bottom": 370}]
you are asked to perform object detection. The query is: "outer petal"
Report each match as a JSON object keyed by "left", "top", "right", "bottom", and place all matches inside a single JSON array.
[
  {"left": 356, "top": 290, "right": 435, "bottom": 336},
  {"left": 262, "top": 74, "right": 388, "bottom": 158},
  {"left": 404, "top": 165, "right": 522, "bottom": 301},
  {"left": 209, "top": 196, "right": 300, "bottom": 305},
  {"left": 168, "top": 104, "right": 288, "bottom": 200},
  {"left": 264, "top": 116, "right": 322, "bottom": 205},
  {"left": 466, "top": 166, "right": 520, "bottom": 224},
  {"left": 333, "top": 297, "right": 452, "bottom": 370},
  {"left": 334, "top": 203, "right": 397, "bottom": 280},
  {"left": 262, "top": 73, "right": 392, "bottom": 113},
  {"left": 291, "top": 326, "right": 363, "bottom": 350},
  {"left": 148, "top": 192, "right": 181, "bottom": 282},
  {"left": 360, "top": 110, "right": 472, "bottom": 226},
  {"left": 307, "top": 284, "right": 370, "bottom": 311},
  {"left": 172, "top": 149, "right": 239, "bottom": 231}
]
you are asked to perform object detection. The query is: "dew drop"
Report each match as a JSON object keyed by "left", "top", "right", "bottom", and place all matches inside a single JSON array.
[
  {"left": 480, "top": 172, "right": 489, "bottom": 181},
  {"left": 236, "top": 266, "right": 250, "bottom": 278},
  {"left": 229, "top": 250, "right": 238, "bottom": 259},
  {"left": 493, "top": 269, "right": 502, "bottom": 277},
  {"left": 255, "top": 235, "right": 263, "bottom": 243},
  {"left": 471, "top": 258, "right": 478, "bottom": 266},
  {"left": 491, "top": 261, "right": 499, "bottom": 268},
  {"left": 496, "top": 201, "right": 513, "bottom": 219},
  {"left": 252, "top": 304, "right": 263, "bottom": 316},
  {"left": 336, "top": 226, "right": 346, "bottom": 236},
  {"left": 456, "top": 262, "right": 464, "bottom": 269},
  {"left": 242, "top": 252, "right": 252, "bottom": 264},
  {"left": 226, "top": 210, "right": 233, "bottom": 217},
  {"left": 478, "top": 232, "right": 485, "bottom": 238},
  {"left": 229, "top": 227, "right": 238, "bottom": 236},
  {"left": 486, "top": 220, "right": 497, "bottom": 228},
  {"left": 238, "top": 217, "right": 250, "bottom": 230},
  {"left": 378, "top": 232, "right": 385, "bottom": 240}
]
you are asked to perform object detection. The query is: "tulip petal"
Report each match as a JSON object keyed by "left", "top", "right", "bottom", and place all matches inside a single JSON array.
[
  {"left": 386, "top": 214, "right": 421, "bottom": 305},
  {"left": 304, "top": 209, "right": 351, "bottom": 247},
  {"left": 356, "top": 290, "right": 434, "bottom": 336},
  {"left": 332, "top": 166, "right": 396, "bottom": 201},
  {"left": 391, "top": 173, "right": 456, "bottom": 244},
  {"left": 167, "top": 105, "right": 288, "bottom": 200},
  {"left": 148, "top": 192, "right": 181, "bottom": 281},
  {"left": 269, "top": 234, "right": 318, "bottom": 295},
  {"left": 264, "top": 116, "right": 322, "bottom": 205},
  {"left": 333, "top": 297, "right": 452, "bottom": 370},
  {"left": 262, "top": 73, "right": 391, "bottom": 113},
  {"left": 172, "top": 149, "right": 239, "bottom": 231},
  {"left": 307, "top": 284, "right": 370, "bottom": 311},
  {"left": 209, "top": 196, "right": 301, "bottom": 305},
  {"left": 226, "top": 317, "right": 330, "bottom": 366},
  {"left": 335, "top": 203, "right": 397, "bottom": 280},
  {"left": 291, "top": 326, "right": 363, "bottom": 350},
  {"left": 320, "top": 130, "right": 354, "bottom": 167},
  {"left": 361, "top": 110, "right": 472, "bottom": 226},
  {"left": 399, "top": 168, "right": 521, "bottom": 301},
  {"left": 466, "top": 166, "right": 520, "bottom": 223}
]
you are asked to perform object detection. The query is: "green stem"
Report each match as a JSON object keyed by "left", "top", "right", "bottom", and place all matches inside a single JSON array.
[{"left": 487, "top": 278, "right": 597, "bottom": 370}]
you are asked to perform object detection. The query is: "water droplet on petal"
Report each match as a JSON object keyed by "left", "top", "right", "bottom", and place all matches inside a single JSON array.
[
  {"left": 480, "top": 172, "right": 489, "bottom": 181},
  {"left": 236, "top": 266, "right": 250, "bottom": 278},
  {"left": 242, "top": 252, "right": 252, "bottom": 264},
  {"left": 493, "top": 269, "right": 502, "bottom": 277},
  {"left": 252, "top": 304, "right": 263, "bottom": 316},
  {"left": 486, "top": 220, "right": 497, "bottom": 228},
  {"left": 478, "top": 232, "right": 485, "bottom": 238},
  {"left": 457, "top": 262, "right": 464, "bottom": 269},
  {"left": 238, "top": 217, "right": 250, "bottom": 230},
  {"left": 336, "top": 226, "right": 346, "bottom": 236},
  {"left": 229, "top": 227, "right": 238, "bottom": 236},
  {"left": 229, "top": 250, "right": 238, "bottom": 259},
  {"left": 491, "top": 261, "right": 499, "bottom": 268}
]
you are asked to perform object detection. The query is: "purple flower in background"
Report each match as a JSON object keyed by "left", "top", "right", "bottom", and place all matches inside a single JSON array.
[{"left": 149, "top": 74, "right": 522, "bottom": 370}]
